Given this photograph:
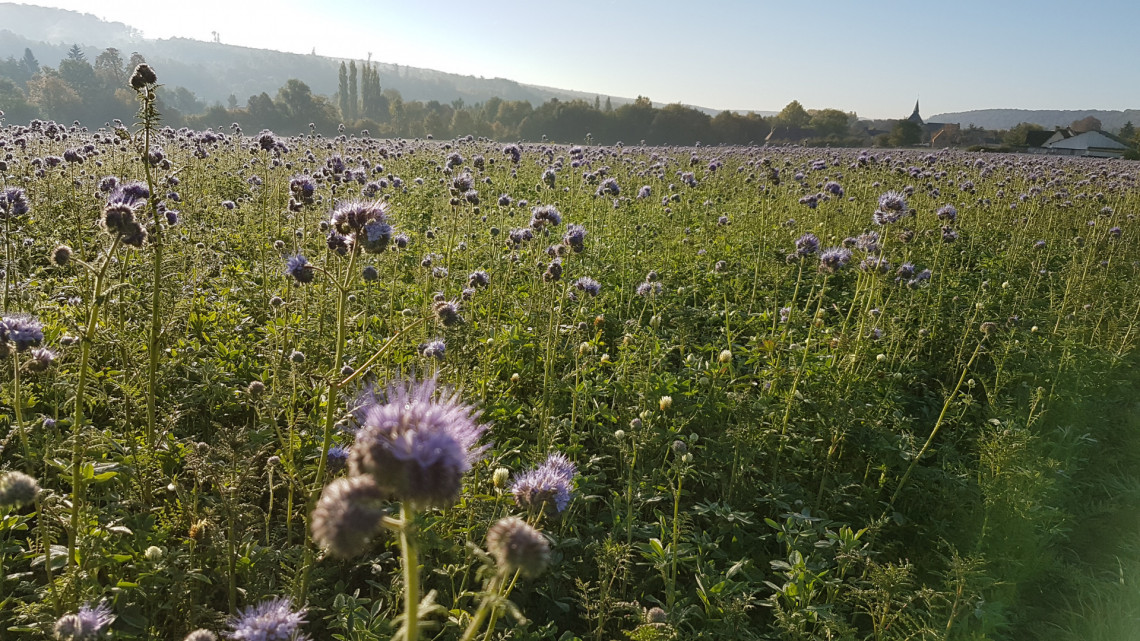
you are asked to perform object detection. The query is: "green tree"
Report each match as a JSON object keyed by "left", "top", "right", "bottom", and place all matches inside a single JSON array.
[
  {"left": 810, "top": 109, "right": 853, "bottom": 138},
  {"left": 1070, "top": 115, "right": 1102, "bottom": 133},
  {"left": 21, "top": 48, "right": 38, "bottom": 76},
  {"left": 348, "top": 60, "right": 358, "bottom": 121},
  {"left": 1118, "top": 121, "right": 1134, "bottom": 142},
  {"left": 888, "top": 119, "right": 922, "bottom": 147},
  {"left": 337, "top": 62, "right": 349, "bottom": 120},
  {"left": 94, "top": 48, "right": 125, "bottom": 88},
  {"left": 775, "top": 100, "right": 811, "bottom": 128},
  {"left": 67, "top": 44, "right": 86, "bottom": 62},
  {"left": 1003, "top": 122, "right": 1044, "bottom": 147}
]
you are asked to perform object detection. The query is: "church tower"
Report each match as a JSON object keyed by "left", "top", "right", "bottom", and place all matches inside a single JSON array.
[{"left": 908, "top": 100, "right": 924, "bottom": 126}]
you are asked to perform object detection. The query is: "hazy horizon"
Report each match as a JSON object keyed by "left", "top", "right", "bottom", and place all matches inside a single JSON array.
[{"left": 10, "top": 0, "right": 1140, "bottom": 119}]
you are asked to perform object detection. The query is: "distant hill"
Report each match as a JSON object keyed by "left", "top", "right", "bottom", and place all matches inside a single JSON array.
[
  {"left": 0, "top": 2, "right": 729, "bottom": 115},
  {"left": 930, "top": 109, "right": 1140, "bottom": 132}
]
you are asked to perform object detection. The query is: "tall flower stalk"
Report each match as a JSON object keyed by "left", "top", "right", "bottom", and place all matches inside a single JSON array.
[{"left": 132, "top": 64, "right": 164, "bottom": 449}]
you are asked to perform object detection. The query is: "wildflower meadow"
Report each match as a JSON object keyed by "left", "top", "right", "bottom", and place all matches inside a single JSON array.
[{"left": 1, "top": 67, "right": 1139, "bottom": 640}]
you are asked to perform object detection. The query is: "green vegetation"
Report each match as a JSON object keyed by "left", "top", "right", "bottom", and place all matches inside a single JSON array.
[{"left": 0, "top": 70, "right": 1138, "bottom": 640}]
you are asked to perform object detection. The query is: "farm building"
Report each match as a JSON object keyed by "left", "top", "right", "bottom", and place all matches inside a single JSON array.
[{"left": 1028, "top": 129, "right": 1129, "bottom": 158}]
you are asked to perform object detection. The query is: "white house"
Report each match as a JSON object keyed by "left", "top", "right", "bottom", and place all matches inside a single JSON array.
[{"left": 1033, "top": 130, "right": 1129, "bottom": 158}]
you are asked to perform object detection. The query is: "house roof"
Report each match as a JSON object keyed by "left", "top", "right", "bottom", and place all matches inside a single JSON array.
[
  {"left": 1025, "top": 130, "right": 1054, "bottom": 147},
  {"left": 1046, "top": 130, "right": 1128, "bottom": 151}
]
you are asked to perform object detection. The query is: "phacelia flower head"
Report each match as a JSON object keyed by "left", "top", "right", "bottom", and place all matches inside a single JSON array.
[
  {"left": 510, "top": 452, "right": 577, "bottom": 516},
  {"left": 563, "top": 224, "right": 587, "bottom": 253},
  {"left": 0, "top": 470, "right": 39, "bottom": 508},
  {"left": 873, "top": 190, "right": 907, "bottom": 225},
  {"left": 819, "top": 247, "right": 852, "bottom": 273},
  {"left": 595, "top": 177, "right": 620, "bottom": 197},
  {"left": 0, "top": 187, "right": 29, "bottom": 219},
  {"left": 419, "top": 339, "right": 446, "bottom": 360},
  {"left": 486, "top": 516, "right": 550, "bottom": 578},
  {"left": 54, "top": 600, "right": 114, "bottom": 641},
  {"left": 795, "top": 233, "right": 820, "bottom": 256},
  {"left": 936, "top": 204, "right": 958, "bottom": 222},
  {"left": 1, "top": 315, "right": 42, "bottom": 353},
  {"left": 348, "top": 376, "right": 488, "bottom": 509},
  {"left": 226, "top": 597, "right": 307, "bottom": 641},
  {"left": 574, "top": 277, "right": 601, "bottom": 297},
  {"left": 129, "top": 63, "right": 157, "bottom": 90},
  {"left": 467, "top": 270, "right": 490, "bottom": 288},
  {"left": 530, "top": 204, "right": 562, "bottom": 230},
  {"left": 311, "top": 476, "right": 386, "bottom": 558},
  {"left": 432, "top": 300, "right": 463, "bottom": 327},
  {"left": 285, "top": 255, "right": 315, "bottom": 284}
]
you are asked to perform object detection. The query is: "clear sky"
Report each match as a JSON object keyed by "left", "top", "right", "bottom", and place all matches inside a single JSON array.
[{"left": 19, "top": 0, "right": 1140, "bottom": 119}]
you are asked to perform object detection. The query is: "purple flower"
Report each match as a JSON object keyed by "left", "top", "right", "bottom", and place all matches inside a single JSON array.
[
  {"left": 936, "top": 204, "right": 958, "bottom": 222},
  {"left": 2, "top": 315, "right": 43, "bottom": 352},
  {"left": 468, "top": 270, "right": 490, "bottom": 288},
  {"left": 595, "top": 177, "right": 620, "bottom": 197},
  {"left": 873, "top": 190, "right": 907, "bottom": 225},
  {"left": 285, "top": 255, "right": 314, "bottom": 284},
  {"left": 530, "top": 204, "right": 562, "bottom": 229},
  {"left": 562, "top": 224, "right": 587, "bottom": 253},
  {"left": 637, "top": 185, "right": 651, "bottom": 199},
  {"left": 510, "top": 452, "right": 576, "bottom": 515},
  {"left": 419, "top": 339, "right": 446, "bottom": 360},
  {"left": 54, "top": 601, "right": 114, "bottom": 641},
  {"left": 348, "top": 376, "right": 488, "bottom": 508},
  {"left": 795, "top": 233, "right": 820, "bottom": 256},
  {"left": 574, "top": 277, "right": 601, "bottom": 297},
  {"left": 824, "top": 181, "right": 844, "bottom": 197},
  {"left": 819, "top": 247, "right": 852, "bottom": 273},
  {"left": 0, "top": 187, "right": 28, "bottom": 219},
  {"left": 227, "top": 597, "right": 307, "bottom": 641}
]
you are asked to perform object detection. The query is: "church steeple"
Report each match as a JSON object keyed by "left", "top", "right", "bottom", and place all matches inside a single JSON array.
[{"left": 908, "top": 99, "right": 923, "bottom": 125}]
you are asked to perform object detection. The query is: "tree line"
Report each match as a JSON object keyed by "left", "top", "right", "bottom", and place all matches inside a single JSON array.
[{"left": 2, "top": 46, "right": 1135, "bottom": 152}]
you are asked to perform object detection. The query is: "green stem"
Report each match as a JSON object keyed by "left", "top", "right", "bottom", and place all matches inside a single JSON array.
[
  {"left": 459, "top": 574, "right": 503, "bottom": 641},
  {"left": 888, "top": 339, "right": 985, "bottom": 509},
  {"left": 401, "top": 505, "right": 420, "bottom": 641},
  {"left": 69, "top": 235, "right": 121, "bottom": 592}
]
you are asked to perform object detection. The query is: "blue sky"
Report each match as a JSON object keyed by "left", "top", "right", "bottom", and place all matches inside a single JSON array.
[{"left": 24, "top": 0, "right": 1140, "bottom": 118}]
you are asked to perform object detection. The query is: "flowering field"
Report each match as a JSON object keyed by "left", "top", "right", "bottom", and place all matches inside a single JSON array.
[{"left": 2, "top": 72, "right": 1140, "bottom": 641}]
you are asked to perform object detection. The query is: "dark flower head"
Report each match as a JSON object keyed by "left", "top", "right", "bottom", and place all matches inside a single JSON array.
[
  {"left": 855, "top": 231, "right": 881, "bottom": 254},
  {"left": 530, "top": 204, "right": 562, "bottom": 229},
  {"left": 0, "top": 187, "right": 29, "bottom": 218},
  {"left": 873, "top": 190, "right": 907, "bottom": 225},
  {"left": 563, "top": 224, "right": 587, "bottom": 253},
  {"left": 24, "top": 347, "right": 56, "bottom": 373},
  {"left": 595, "top": 177, "right": 620, "bottom": 197},
  {"left": 359, "top": 219, "right": 393, "bottom": 254},
  {"left": 574, "top": 277, "right": 601, "bottom": 297},
  {"left": 348, "top": 376, "right": 488, "bottom": 509},
  {"left": 285, "top": 255, "right": 315, "bottom": 284},
  {"left": 227, "top": 597, "right": 307, "bottom": 641},
  {"left": 3, "top": 315, "right": 44, "bottom": 351},
  {"left": 936, "top": 204, "right": 958, "bottom": 222},
  {"left": 486, "top": 516, "right": 550, "bottom": 578},
  {"left": 330, "top": 200, "right": 390, "bottom": 236},
  {"left": 511, "top": 452, "right": 576, "bottom": 516},
  {"left": 467, "top": 270, "right": 490, "bottom": 288},
  {"left": 824, "top": 181, "right": 844, "bottom": 196},
  {"left": 419, "top": 339, "right": 446, "bottom": 360},
  {"left": 54, "top": 600, "right": 114, "bottom": 641},
  {"left": 108, "top": 181, "right": 150, "bottom": 208},
  {"left": 311, "top": 476, "right": 385, "bottom": 558},
  {"left": 941, "top": 226, "right": 959, "bottom": 243},
  {"left": 795, "top": 233, "right": 820, "bottom": 256},
  {"left": 819, "top": 247, "right": 852, "bottom": 273},
  {"left": 362, "top": 265, "right": 379, "bottom": 281},
  {"left": 129, "top": 63, "right": 157, "bottom": 90}
]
